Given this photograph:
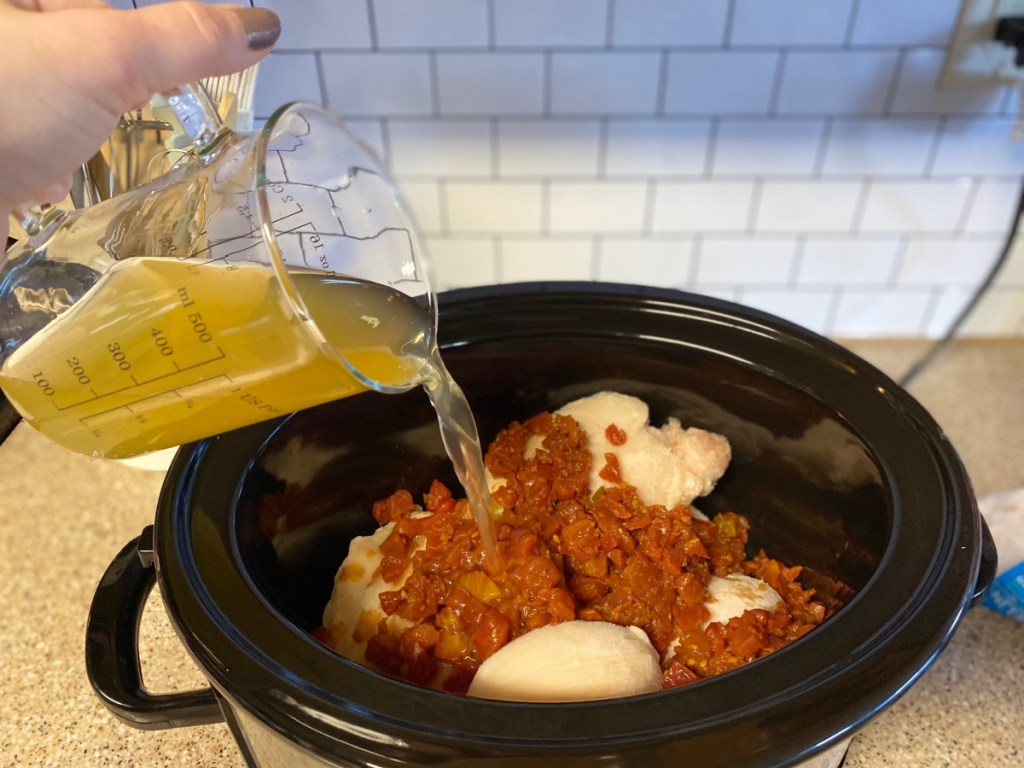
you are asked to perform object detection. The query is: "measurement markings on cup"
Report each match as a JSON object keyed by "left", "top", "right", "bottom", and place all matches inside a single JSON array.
[
  {"left": 78, "top": 371, "right": 235, "bottom": 427},
  {"left": 53, "top": 346, "right": 229, "bottom": 413}
]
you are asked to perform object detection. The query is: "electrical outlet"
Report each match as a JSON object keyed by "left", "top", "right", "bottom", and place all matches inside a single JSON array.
[{"left": 942, "top": 0, "right": 1024, "bottom": 87}]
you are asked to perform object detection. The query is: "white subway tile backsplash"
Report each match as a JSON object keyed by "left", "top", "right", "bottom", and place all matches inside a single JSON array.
[
  {"left": 730, "top": 0, "right": 854, "bottom": 46},
  {"left": 494, "top": 0, "right": 608, "bottom": 47},
  {"left": 387, "top": 120, "right": 492, "bottom": 176},
  {"left": 548, "top": 182, "right": 648, "bottom": 233},
  {"left": 343, "top": 119, "right": 387, "bottom": 161},
  {"left": 598, "top": 237, "right": 692, "bottom": 286},
  {"left": 896, "top": 238, "right": 1004, "bottom": 286},
  {"left": 776, "top": 52, "right": 899, "bottom": 115},
  {"left": 597, "top": 238, "right": 694, "bottom": 287},
  {"left": 957, "top": 288, "right": 1024, "bottom": 335},
  {"left": 756, "top": 181, "right": 861, "bottom": 232},
  {"left": 923, "top": 286, "right": 973, "bottom": 337},
  {"left": 427, "top": 237, "right": 498, "bottom": 289},
  {"left": 832, "top": 290, "right": 934, "bottom": 336},
  {"left": 859, "top": 180, "right": 973, "bottom": 233},
  {"left": 712, "top": 120, "right": 826, "bottom": 176},
  {"left": 737, "top": 288, "right": 834, "bottom": 333},
  {"left": 321, "top": 53, "right": 432, "bottom": 116},
  {"left": 931, "top": 120, "right": 1024, "bottom": 176},
  {"left": 849, "top": 0, "right": 961, "bottom": 46},
  {"left": 695, "top": 237, "right": 798, "bottom": 286},
  {"left": 134, "top": 0, "right": 1024, "bottom": 337},
  {"left": 498, "top": 239, "right": 594, "bottom": 282},
  {"left": 889, "top": 50, "right": 1008, "bottom": 115},
  {"left": 604, "top": 120, "right": 710, "bottom": 176},
  {"left": 372, "top": 0, "right": 488, "bottom": 48},
  {"left": 995, "top": 240, "right": 1024, "bottom": 285},
  {"left": 253, "top": 53, "right": 323, "bottom": 119},
  {"left": 821, "top": 119, "right": 939, "bottom": 176},
  {"left": 255, "top": 0, "right": 371, "bottom": 50},
  {"left": 445, "top": 182, "right": 543, "bottom": 233},
  {"left": 612, "top": 0, "right": 729, "bottom": 46},
  {"left": 652, "top": 181, "right": 756, "bottom": 232},
  {"left": 437, "top": 54, "right": 544, "bottom": 115},
  {"left": 664, "top": 52, "right": 779, "bottom": 115},
  {"left": 963, "top": 181, "right": 1024, "bottom": 234},
  {"left": 397, "top": 181, "right": 444, "bottom": 234},
  {"left": 498, "top": 121, "right": 602, "bottom": 177},
  {"left": 551, "top": 53, "right": 662, "bottom": 115},
  {"left": 798, "top": 237, "right": 902, "bottom": 285}
]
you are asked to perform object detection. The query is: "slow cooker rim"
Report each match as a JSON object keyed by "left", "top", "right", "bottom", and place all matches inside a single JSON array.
[{"left": 153, "top": 282, "right": 982, "bottom": 767}]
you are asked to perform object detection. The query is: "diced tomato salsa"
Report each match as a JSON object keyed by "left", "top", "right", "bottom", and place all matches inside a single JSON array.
[{"left": 325, "top": 412, "right": 836, "bottom": 695}]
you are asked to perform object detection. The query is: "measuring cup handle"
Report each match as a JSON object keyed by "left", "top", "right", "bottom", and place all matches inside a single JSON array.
[{"left": 163, "top": 82, "right": 231, "bottom": 162}]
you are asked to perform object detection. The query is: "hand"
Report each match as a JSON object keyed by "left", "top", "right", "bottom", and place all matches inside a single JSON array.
[{"left": 0, "top": 0, "right": 280, "bottom": 243}]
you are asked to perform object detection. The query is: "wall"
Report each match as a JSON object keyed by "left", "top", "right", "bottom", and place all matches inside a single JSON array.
[{"left": 125, "top": 0, "right": 1024, "bottom": 337}]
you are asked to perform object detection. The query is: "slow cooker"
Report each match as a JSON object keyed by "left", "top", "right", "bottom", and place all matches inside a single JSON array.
[{"left": 85, "top": 283, "right": 997, "bottom": 768}]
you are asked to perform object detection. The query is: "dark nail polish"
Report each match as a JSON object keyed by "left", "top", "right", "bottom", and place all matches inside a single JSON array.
[{"left": 238, "top": 7, "right": 281, "bottom": 51}]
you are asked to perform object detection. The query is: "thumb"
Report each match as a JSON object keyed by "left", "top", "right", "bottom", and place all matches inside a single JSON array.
[{"left": 100, "top": 2, "right": 280, "bottom": 107}]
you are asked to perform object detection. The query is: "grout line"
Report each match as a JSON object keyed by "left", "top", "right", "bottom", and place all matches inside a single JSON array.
[
  {"left": 723, "top": 0, "right": 737, "bottom": 48},
  {"left": 746, "top": 178, "right": 763, "bottom": 232},
  {"left": 790, "top": 235, "right": 807, "bottom": 286},
  {"left": 703, "top": 117, "right": 720, "bottom": 177},
  {"left": 543, "top": 50, "right": 553, "bottom": 116},
  {"left": 379, "top": 117, "right": 393, "bottom": 163},
  {"left": 597, "top": 117, "right": 610, "bottom": 177},
  {"left": 606, "top": 0, "right": 616, "bottom": 48},
  {"left": 823, "top": 287, "right": 842, "bottom": 335},
  {"left": 285, "top": 107, "right": 1024, "bottom": 122},
  {"left": 642, "top": 179, "right": 657, "bottom": 235},
  {"left": 272, "top": 43, "right": 950, "bottom": 55},
  {"left": 767, "top": 49, "right": 788, "bottom": 115},
  {"left": 540, "top": 179, "right": 551, "bottom": 235},
  {"left": 1000, "top": 84, "right": 1016, "bottom": 116},
  {"left": 922, "top": 116, "right": 946, "bottom": 178},
  {"left": 849, "top": 178, "right": 872, "bottom": 233},
  {"left": 954, "top": 179, "right": 982, "bottom": 235},
  {"left": 684, "top": 237, "right": 701, "bottom": 289},
  {"left": 437, "top": 178, "right": 450, "bottom": 234},
  {"left": 386, "top": 168, "right": 1024, "bottom": 183},
  {"left": 917, "top": 286, "right": 944, "bottom": 336},
  {"left": 887, "top": 234, "right": 911, "bottom": 285},
  {"left": 430, "top": 229, "right": 1010, "bottom": 242},
  {"left": 429, "top": 51, "right": 441, "bottom": 117},
  {"left": 494, "top": 236, "right": 504, "bottom": 282},
  {"left": 843, "top": 0, "right": 862, "bottom": 48},
  {"left": 365, "top": 0, "right": 379, "bottom": 50},
  {"left": 655, "top": 49, "right": 670, "bottom": 117},
  {"left": 490, "top": 117, "right": 500, "bottom": 179},
  {"left": 881, "top": 48, "right": 906, "bottom": 115},
  {"left": 688, "top": 234, "right": 703, "bottom": 286},
  {"left": 487, "top": 0, "right": 497, "bottom": 49},
  {"left": 314, "top": 51, "right": 329, "bottom": 107},
  {"left": 813, "top": 117, "right": 834, "bottom": 177}
]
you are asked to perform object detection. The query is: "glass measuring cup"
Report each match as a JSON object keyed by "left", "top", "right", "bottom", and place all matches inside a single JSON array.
[{"left": 0, "top": 86, "right": 437, "bottom": 459}]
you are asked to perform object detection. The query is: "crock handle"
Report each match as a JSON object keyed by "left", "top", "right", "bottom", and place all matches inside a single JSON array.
[
  {"left": 85, "top": 529, "right": 225, "bottom": 730},
  {"left": 972, "top": 515, "right": 999, "bottom": 606}
]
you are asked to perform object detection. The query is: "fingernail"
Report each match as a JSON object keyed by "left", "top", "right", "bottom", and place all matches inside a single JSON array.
[{"left": 237, "top": 7, "right": 281, "bottom": 51}]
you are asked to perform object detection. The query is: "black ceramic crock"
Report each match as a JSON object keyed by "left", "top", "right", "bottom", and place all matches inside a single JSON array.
[{"left": 86, "top": 282, "right": 997, "bottom": 768}]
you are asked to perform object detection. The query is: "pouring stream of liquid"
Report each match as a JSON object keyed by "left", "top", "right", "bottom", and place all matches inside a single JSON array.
[{"left": 421, "top": 351, "right": 500, "bottom": 566}]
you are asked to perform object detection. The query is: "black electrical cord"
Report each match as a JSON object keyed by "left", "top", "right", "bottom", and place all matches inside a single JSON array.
[{"left": 898, "top": 178, "right": 1024, "bottom": 387}]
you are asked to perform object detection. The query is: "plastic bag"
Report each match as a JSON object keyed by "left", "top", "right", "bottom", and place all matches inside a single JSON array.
[{"left": 980, "top": 489, "right": 1024, "bottom": 622}]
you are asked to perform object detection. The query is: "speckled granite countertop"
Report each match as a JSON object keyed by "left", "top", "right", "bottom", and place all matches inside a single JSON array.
[{"left": 0, "top": 339, "right": 1021, "bottom": 767}]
